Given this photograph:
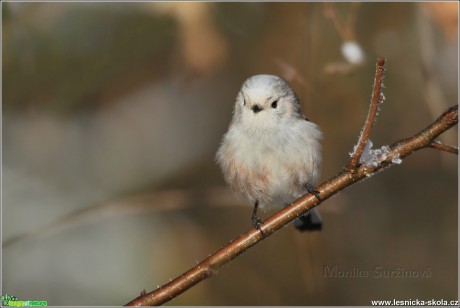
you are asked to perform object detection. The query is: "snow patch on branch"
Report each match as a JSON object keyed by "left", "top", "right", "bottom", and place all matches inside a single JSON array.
[
  {"left": 359, "top": 140, "right": 394, "bottom": 167},
  {"left": 391, "top": 153, "right": 402, "bottom": 164}
]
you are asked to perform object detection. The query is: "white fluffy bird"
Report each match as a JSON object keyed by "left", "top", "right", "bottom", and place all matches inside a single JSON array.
[{"left": 216, "top": 74, "right": 323, "bottom": 232}]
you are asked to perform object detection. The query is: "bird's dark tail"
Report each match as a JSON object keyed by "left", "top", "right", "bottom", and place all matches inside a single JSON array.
[{"left": 293, "top": 208, "right": 322, "bottom": 232}]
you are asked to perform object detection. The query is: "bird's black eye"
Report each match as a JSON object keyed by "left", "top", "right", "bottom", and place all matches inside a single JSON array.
[
  {"left": 271, "top": 100, "right": 278, "bottom": 108},
  {"left": 243, "top": 98, "right": 246, "bottom": 106}
]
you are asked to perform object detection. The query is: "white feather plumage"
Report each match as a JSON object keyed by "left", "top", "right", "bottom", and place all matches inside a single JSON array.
[{"left": 216, "top": 74, "right": 322, "bottom": 210}]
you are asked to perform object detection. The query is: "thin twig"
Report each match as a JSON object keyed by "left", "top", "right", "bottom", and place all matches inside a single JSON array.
[
  {"left": 430, "top": 140, "right": 458, "bottom": 155},
  {"left": 126, "top": 104, "right": 458, "bottom": 306},
  {"left": 347, "top": 57, "right": 386, "bottom": 170}
]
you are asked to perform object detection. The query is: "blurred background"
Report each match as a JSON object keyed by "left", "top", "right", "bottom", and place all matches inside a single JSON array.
[{"left": 2, "top": 2, "right": 458, "bottom": 306}]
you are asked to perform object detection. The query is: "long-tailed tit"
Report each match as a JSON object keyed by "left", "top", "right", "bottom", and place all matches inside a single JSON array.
[{"left": 216, "top": 74, "right": 323, "bottom": 233}]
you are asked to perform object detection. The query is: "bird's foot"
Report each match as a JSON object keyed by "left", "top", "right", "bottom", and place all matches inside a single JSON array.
[
  {"left": 252, "top": 215, "right": 265, "bottom": 235},
  {"left": 305, "top": 183, "right": 321, "bottom": 201}
]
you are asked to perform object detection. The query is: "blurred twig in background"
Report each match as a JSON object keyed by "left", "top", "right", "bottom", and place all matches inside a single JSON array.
[
  {"left": 323, "top": 2, "right": 360, "bottom": 42},
  {"left": 125, "top": 58, "right": 458, "bottom": 306},
  {"left": 148, "top": 2, "right": 228, "bottom": 76},
  {"left": 2, "top": 187, "right": 241, "bottom": 248},
  {"left": 323, "top": 3, "right": 366, "bottom": 74}
]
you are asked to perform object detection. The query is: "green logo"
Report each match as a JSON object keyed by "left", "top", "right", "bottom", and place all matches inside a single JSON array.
[
  {"left": 1, "top": 294, "right": 47, "bottom": 307},
  {"left": 1, "top": 294, "right": 18, "bottom": 306}
]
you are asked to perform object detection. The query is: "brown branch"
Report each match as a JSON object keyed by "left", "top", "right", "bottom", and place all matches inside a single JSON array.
[
  {"left": 347, "top": 57, "right": 386, "bottom": 169},
  {"left": 429, "top": 140, "right": 458, "bottom": 155},
  {"left": 126, "top": 100, "right": 458, "bottom": 305}
]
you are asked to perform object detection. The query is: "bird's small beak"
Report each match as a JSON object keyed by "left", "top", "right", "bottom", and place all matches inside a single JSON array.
[{"left": 252, "top": 105, "right": 262, "bottom": 113}]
